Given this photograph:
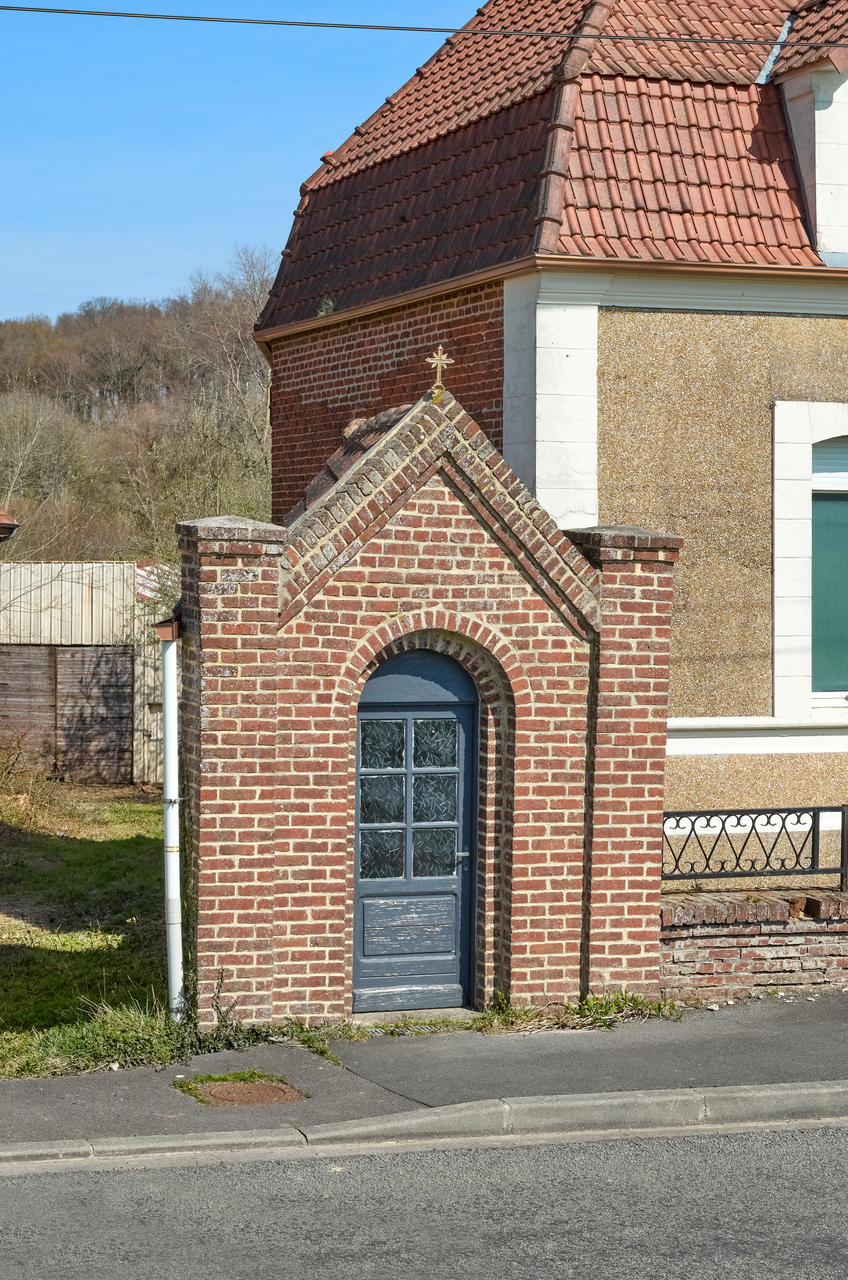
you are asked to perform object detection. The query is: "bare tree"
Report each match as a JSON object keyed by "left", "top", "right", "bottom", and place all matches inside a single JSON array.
[
  {"left": 0, "top": 389, "right": 93, "bottom": 560},
  {"left": 0, "top": 245, "right": 276, "bottom": 566}
]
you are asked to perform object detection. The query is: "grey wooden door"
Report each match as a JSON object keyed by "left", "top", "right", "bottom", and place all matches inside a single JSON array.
[{"left": 353, "top": 652, "right": 477, "bottom": 1012}]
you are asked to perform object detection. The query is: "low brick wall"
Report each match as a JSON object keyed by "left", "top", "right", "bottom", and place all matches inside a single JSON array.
[{"left": 660, "top": 891, "right": 848, "bottom": 998}]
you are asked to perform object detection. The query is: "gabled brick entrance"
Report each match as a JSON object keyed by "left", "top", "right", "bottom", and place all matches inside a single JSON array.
[{"left": 179, "top": 389, "right": 681, "bottom": 1024}]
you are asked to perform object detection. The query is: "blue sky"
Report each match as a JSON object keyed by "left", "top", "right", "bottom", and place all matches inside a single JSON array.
[{"left": 0, "top": 2, "right": 474, "bottom": 320}]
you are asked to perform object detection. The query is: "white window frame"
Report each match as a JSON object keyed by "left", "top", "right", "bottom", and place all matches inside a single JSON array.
[{"left": 774, "top": 401, "right": 848, "bottom": 718}]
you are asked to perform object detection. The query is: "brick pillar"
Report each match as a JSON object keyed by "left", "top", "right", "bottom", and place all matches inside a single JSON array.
[
  {"left": 178, "top": 516, "right": 286, "bottom": 1027},
  {"left": 567, "top": 526, "right": 683, "bottom": 997}
]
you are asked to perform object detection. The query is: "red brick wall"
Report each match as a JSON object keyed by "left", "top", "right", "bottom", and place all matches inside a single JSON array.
[
  {"left": 569, "top": 529, "right": 683, "bottom": 997},
  {"left": 180, "top": 401, "right": 682, "bottom": 1024},
  {"left": 273, "top": 477, "right": 592, "bottom": 1017},
  {"left": 179, "top": 519, "right": 288, "bottom": 1024},
  {"left": 267, "top": 283, "right": 504, "bottom": 522},
  {"left": 661, "top": 891, "right": 848, "bottom": 998}
]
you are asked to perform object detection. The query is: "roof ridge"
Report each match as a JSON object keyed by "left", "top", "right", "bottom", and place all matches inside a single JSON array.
[
  {"left": 535, "top": 0, "right": 620, "bottom": 250},
  {"left": 277, "top": 389, "right": 601, "bottom": 633}
]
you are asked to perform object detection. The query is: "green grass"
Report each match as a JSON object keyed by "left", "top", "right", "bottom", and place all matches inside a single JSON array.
[
  {"left": 0, "top": 786, "right": 166, "bottom": 1035},
  {"left": 0, "top": 773, "right": 683, "bottom": 1079},
  {"left": 0, "top": 780, "right": 179, "bottom": 1074},
  {"left": 358, "top": 990, "right": 681, "bottom": 1039}
]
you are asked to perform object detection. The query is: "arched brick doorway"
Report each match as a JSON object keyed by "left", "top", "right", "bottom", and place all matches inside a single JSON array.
[{"left": 354, "top": 650, "right": 478, "bottom": 1011}]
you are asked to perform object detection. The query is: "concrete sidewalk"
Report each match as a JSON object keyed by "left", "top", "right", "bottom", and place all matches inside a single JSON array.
[{"left": 2, "top": 993, "right": 848, "bottom": 1161}]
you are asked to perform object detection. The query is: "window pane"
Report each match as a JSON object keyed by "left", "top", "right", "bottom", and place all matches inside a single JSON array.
[
  {"left": 813, "top": 437, "right": 848, "bottom": 474},
  {"left": 360, "top": 719, "right": 405, "bottom": 770},
  {"left": 360, "top": 830, "right": 404, "bottom": 880},
  {"left": 360, "top": 775, "right": 405, "bottom": 825},
  {"left": 813, "top": 493, "right": 848, "bottom": 691},
  {"left": 413, "top": 774, "right": 457, "bottom": 823},
  {"left": 413, "top": 829, "right": 457, "bottom": 878},
  {"left": 413, "top": 718, "right": 458, "bottom": 768}
]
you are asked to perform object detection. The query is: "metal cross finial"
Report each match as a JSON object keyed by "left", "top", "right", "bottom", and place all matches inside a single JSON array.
[{"left": 426, "top": 344, "right": 455, "bottom": 391}]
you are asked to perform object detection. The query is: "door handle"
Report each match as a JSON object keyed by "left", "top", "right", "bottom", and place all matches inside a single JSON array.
[{"left": 455, "top": 852, "right": 470, "bottom": 862}]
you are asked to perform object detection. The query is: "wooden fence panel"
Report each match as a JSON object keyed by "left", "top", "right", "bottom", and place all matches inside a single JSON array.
[
  {"left": 55, "top": 647, "right": 134, "bottom": 783},
  {"left": 0, "top": 644, "right": 134, "bottom": 783},
  {"left": 0, "top": 644, "right": 56, "bottom": 760},
  {"left": 0, "top": 563, "right": 164, "bottom": 783}
]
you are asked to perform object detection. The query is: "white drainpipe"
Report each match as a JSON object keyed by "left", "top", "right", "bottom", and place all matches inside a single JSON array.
[{"left": 153, "top": 615, "right": 184, "bottom": 1019}]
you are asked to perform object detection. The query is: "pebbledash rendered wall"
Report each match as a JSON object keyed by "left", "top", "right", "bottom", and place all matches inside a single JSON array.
[
  {"left": 178, "top": 392, "right": 682, "bottom": 1024},
  {"left": 597, "top": 308, "right": 848, "bottom": 811}
]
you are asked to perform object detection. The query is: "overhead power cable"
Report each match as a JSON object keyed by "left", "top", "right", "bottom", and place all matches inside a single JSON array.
[{"left": 0, "top": 5, "right": 847, "bottom": 51}]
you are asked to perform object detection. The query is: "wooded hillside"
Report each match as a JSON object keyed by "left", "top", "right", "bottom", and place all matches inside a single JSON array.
[{"left": 0, "top": 247, "right": 274, "bottom": 566}]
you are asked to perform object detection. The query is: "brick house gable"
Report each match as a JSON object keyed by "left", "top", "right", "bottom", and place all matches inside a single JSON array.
[{"left": 276, "top": 388, "right": 601, "bottom": 636}]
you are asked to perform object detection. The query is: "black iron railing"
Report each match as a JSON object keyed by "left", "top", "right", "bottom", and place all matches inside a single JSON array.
[{"left": 662, "top": 806, "right": 848, "bottom": 890}]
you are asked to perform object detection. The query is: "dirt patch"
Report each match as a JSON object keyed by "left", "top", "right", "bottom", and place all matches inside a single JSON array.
[
  {"left": 0, "top": 906, "right": 55, "bottom": 936},
  {"left": 189, "top": 1079, "right": 304, "bottom": 1107}
]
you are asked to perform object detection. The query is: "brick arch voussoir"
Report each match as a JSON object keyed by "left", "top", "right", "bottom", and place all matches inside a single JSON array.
[{"left": 332, "top": 611, "right": 531, "bottom": 719}]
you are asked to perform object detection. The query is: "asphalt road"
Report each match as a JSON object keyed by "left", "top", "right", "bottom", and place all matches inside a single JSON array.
[{"left": 3, "top": 1127, "right": 848, "bottom": 1278}]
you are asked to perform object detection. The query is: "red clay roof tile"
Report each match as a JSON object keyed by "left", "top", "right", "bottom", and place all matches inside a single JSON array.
[
  {"left": 778, "top": 1, "right": 848, "bottom": 74},
  {"left": 257, "top": 2, "right": 831, "bottom": 333},
  {"left": 591, "top": 1, "right": 792, "bottom": 83},
  {"left": 258, "top": 88, "right": 556, "bottom": 325},
  {"left": 556, "top": 73, "right": 819, "bottom": 266}
]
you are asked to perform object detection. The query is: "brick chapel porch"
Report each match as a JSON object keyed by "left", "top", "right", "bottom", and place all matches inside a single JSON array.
[{"left": 178, "top": 382, "right": 682, "bottom": 1024}]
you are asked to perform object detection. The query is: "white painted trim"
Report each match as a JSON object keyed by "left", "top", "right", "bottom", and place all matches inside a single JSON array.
[
  {"left": 774, "top": 401, "right": 848, "bottom": 718},
  {"left": 503, "top": 281, "right": 848, "bottom": 657},
  {"left": 502, "top": 275, "right": 539, "bottom": 493},
  {"left": 502, "top": 274, "right": 599, "bottom": 528},
  {"left": 813, "top": 473, "right": 848, "bottom": 491},
  {"left": 781, "top": 64, "right": 848, "bottom": 262},
  {"left": 670, "top": 714, "right": 848, "bottom": 730},
  {"left": 667, "top": 717, "right": 848, "bottom": 756},
  {"left": 536, "top": 269, "right": 848, "bottom": 317}
]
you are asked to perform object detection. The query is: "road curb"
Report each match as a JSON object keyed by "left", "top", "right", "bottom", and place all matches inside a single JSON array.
[{"left": 4, "top": 1080, "right": 848, "bottom": 1165}]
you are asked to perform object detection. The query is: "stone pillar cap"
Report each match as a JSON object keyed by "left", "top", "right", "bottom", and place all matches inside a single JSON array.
[{"left": 565, "top": 525, "right": 684, "bottom": 551}]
